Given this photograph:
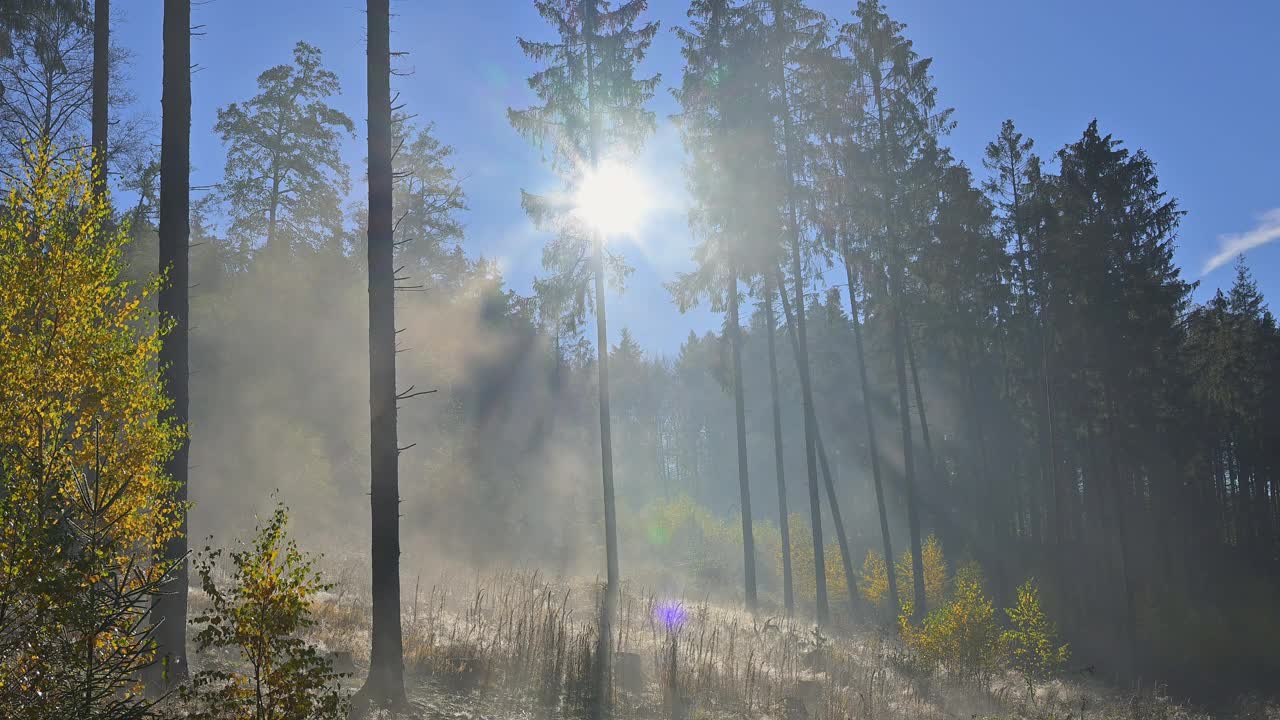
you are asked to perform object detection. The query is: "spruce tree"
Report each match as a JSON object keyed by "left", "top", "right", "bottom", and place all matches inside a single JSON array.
[
  {"left": 91, "top": 0, "right": 107, "bottom": 193},
  {"left": 509, "top": 1, "right": 658, "bottom": 710},
  {"left": 151, "top": 0, "right": 191, "bottom": 691},
  {"left": 672, "top": 0, "right": 781, "bottom": 612},
  {"left": 357, "top": 0, "right": 408, "bottom": 710},
  {"left": 767, "top": 0, "right": 832, "bottom": 625},
  {"left": 214, "top": 42, "right": 354, "bottom": 255},
  {"left": 841, "top": 0, "right": 951, "bottom": 619}
]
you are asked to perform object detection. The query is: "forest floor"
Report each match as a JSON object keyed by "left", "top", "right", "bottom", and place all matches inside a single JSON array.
[{"left": 187, "top": 567, "right": 1273, "bottom": 720}]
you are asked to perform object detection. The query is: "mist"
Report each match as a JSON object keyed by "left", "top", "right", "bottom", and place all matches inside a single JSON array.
[{"left": 4, "top": 1, "right": 1280, "bottom": 718}]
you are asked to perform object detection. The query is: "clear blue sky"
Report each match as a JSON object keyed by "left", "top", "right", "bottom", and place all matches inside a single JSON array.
[{"left": 115, "top": 0, "right": 1280, "bottom": 355}]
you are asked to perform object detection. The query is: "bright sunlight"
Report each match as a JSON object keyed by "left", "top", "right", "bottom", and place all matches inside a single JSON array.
[{"left": 573, "top": 159, "right": 653, "bottom": 236}]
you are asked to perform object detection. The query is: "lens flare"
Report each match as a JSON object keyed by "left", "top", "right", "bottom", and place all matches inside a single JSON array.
[
  {"left": 655, "top": 601, "right": 687, "bottom": 630},
  {"left": 573, "top": 160, "right": 652, "bottom": 236}
]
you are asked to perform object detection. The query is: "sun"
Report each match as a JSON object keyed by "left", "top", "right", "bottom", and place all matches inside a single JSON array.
[{"left": 573, "top": 160, "right": 652, "bottom": 237}]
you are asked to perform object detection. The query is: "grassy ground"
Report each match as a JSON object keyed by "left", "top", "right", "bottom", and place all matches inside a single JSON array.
[{"left": 185, "top": 565, "right": 1269, "bottom": 720}]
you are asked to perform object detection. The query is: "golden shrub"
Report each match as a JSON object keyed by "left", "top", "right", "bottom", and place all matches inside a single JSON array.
[
  {"left": 1002, "top": 578, "right": 1069, "bottom": 692},
  {"left": 899, "top": 571, "right": 1002, "bottom": 683}
]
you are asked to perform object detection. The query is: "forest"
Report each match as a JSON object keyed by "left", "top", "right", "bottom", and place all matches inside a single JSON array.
[{"left": 1, "top": 1, "right": 1277, "bottom": 719}]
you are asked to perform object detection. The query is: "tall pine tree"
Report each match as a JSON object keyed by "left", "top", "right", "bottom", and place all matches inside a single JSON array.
[{"left": 509, "top": 1, "right": 659, "bottom": 710}]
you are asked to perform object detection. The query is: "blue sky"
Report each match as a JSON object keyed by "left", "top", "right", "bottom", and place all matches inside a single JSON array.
[{"left": 114, "top": 0, "right": 1280, "bottom": 355}]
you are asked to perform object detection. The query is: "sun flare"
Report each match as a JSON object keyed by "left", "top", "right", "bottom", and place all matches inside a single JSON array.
[{"left": 573, "top": 160, "right": 652, "bottom": 237}]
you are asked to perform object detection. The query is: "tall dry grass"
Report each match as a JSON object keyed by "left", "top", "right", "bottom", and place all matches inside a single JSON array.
[{"left": 241, "top": 561, "right": 1233, "bottom": 720}]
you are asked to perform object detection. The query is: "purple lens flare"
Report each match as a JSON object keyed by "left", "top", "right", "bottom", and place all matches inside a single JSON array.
[{"left": 655, "top": 601, "right": 687, "bottom": 630}]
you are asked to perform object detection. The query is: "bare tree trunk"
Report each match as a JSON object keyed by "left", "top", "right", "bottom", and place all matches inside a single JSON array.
[
  {"left": 591, "top": 224, "right": 619, "bottom": 718},
  {"left": 764, "top": 279, "right": 794, "bottom": 616},
  {"left": 770, "top": 0, "right": 827, "bottom": 625},
  {"left": 358, "top": 0, "right": 407, "bottom": 709},
  {"left": 890, "top": 270, "right": 926, "bottom": 619},
  {"left": 955, "top": 333, "right": 1010, "bottom": 603},
  {"left": 728, "top": 268, "right": 757, "bottom": 611},
  {"left": 776, "top": 272, "right": 856, "bottom": 617},
  {"left": 151, "top": 0, "right": 189, "bottom": 692},
  {"left": 867, "top": 54, "right": 925, "bottom": 620},
  {"left": 814, "top": 431, "right": 857, "bottom": 616},
  {"left": 840, "top": 252, "right": 899, "bottom": 615},
  {"left": 904, "top": 329, "right": 936, "bottom": 515},
  {"left": 91, "top": 0, "right": 107, "bottom": 192},
  {"left": 582, "top": 2, "right": 618, "bottom": 714}
]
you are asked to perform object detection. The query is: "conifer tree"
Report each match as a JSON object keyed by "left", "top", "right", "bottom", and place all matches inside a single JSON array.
[
  {"left": 841, "top": 0, "right": 951, "bottom": 619},
  {"left": 762, "top": 278, "right": 795, "bottom": 613},
  {"left": 509, "top": 1, "right": 659, "bottom": 709},
  {"left": 0, "top": 1, "right": 144, "bottom": 177},
  {"left": 672, "top": 0, "right": 781, "bottom": 612},
  {"left": 152, "top": 0, "right": 191, "bottom": 689},
  {"left": 214, "top": 42, "right": 354, "bottom": 255},
  {"left": 984, "top": 120, "right": 1060, "bottom": 568},
  {"left": 767, "top": 0, "right": 832, "bottom": 625},
  {"left": 356, "top": 0, "right": 408, "bottom": 710},
  {"left": 91, "top": 0, "right": 107, "bottom": 193}
]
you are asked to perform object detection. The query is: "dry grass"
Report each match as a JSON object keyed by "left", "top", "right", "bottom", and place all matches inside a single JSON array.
[{"left": 197, "top": 561, "right": 1257, "bottom": 720}]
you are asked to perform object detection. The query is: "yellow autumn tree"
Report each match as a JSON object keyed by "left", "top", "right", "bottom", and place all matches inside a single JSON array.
[
  {"left": 859, "top": 549, "right": 889, "bottom": 607},
  {"left": 780, "top": 513, "right": 848, "bottom": 603},
  {"left": 895, "top": 534, "right": 949, "bottom": 610},
  {"left": 861, "top": 535, "right": 948, "bottom": 611},
  {"left": 1002, "top": 578, "right": 1070, "bottom": 695},
  {"left": 898, "top": 565, "right": 1002, "bottom": 685},
  {"left": 0, "top": 143, "right": 184, "bottom": 717}
]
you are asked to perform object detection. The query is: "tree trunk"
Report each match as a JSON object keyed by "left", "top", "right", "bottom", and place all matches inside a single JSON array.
[
  {"left": 815, "top": 432, "right": 857, "bottom": 616},
  {"left": 770, "top": 0, "right": 827, "bottom": 625},
  {"left": 776, "top": 276, "right": 856, "bottom": 617},
  {"left": 890, "top": 268, "right": 926, "bottom": 619},
  {"left": 868, "top": 55, "right": 925, "bottom": 621},
  {"left": 151, "top": 0, "right": 190, "bottom": 692},
  {"left": 952, "top": 333, "right": 1009, "bottom": 604},
  {"left": 267, "top": 174, "right": 280, "bottom": 251},
  {"left": 841, "top": 248, "right": 899, "bottom": 615},
  {"left": 582, "top": 2, "right": 619, "bottom": 713},
  {"left": 764, "top": 279, "right": 794, "bottom": 615},
  {"left": 904, "top": 329, "right": 937, "bottom": 531},
  {"left": 91, "top": 0, "right": 108, "bottom": 193},
  {"left": 728, "top": 268, "right": 757, "bottom": 610},
  {"left": 591, "top": 226, "right": 619, "bottom": 717},
  {"left": 358, "top": 0, "right": 407, "bottom": 709}
]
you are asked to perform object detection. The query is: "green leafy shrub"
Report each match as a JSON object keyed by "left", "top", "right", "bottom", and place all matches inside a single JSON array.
[{"left": 182, "top": 502, "right": 347, "bottom": 720}]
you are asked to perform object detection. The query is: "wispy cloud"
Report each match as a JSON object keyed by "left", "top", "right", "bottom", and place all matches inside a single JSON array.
[{"left": 1203, "top": 209, "right": 1280, "bottom": 276}]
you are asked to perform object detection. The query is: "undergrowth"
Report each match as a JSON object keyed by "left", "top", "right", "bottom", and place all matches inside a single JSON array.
[{"left": 215, "top": 558, "right": 1238, "bottom": 720}]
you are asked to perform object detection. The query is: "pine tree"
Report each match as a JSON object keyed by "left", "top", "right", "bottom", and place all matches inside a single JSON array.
[
  {"left": 90, "top": 0, "right": 107, "bottom": 193},
  {"left": 1050, "top": 120, "right": 1190, "bottom": 674},
  {"left": 762, "top": 278, "right": 795, "bottom": 614},
  {"left": 983, "top": 119, "right": 1061, "bottom": 575},
  {"left": 672, "top": 0, "right": 779, "bottom": 612},
  {"left": 356, "top": 0, "right": 408, "bottom": 710},
  {"left": 767, "top": 0, "right": 833, "bottom": 625},
  {"left": 151, "top": 0, "right": 191, "bottom": 691},
  {"left": 841, "top": 0, "right": 952, "bottom": 620},
  {"left": 214, "top": 42, "right": 354, "bottom": 255},
  {"left": 509, "top": 3, "right": 659, "bottom": 707},
  {"left": 391, "top": 115, "right": 467, "bottom": 287}
]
